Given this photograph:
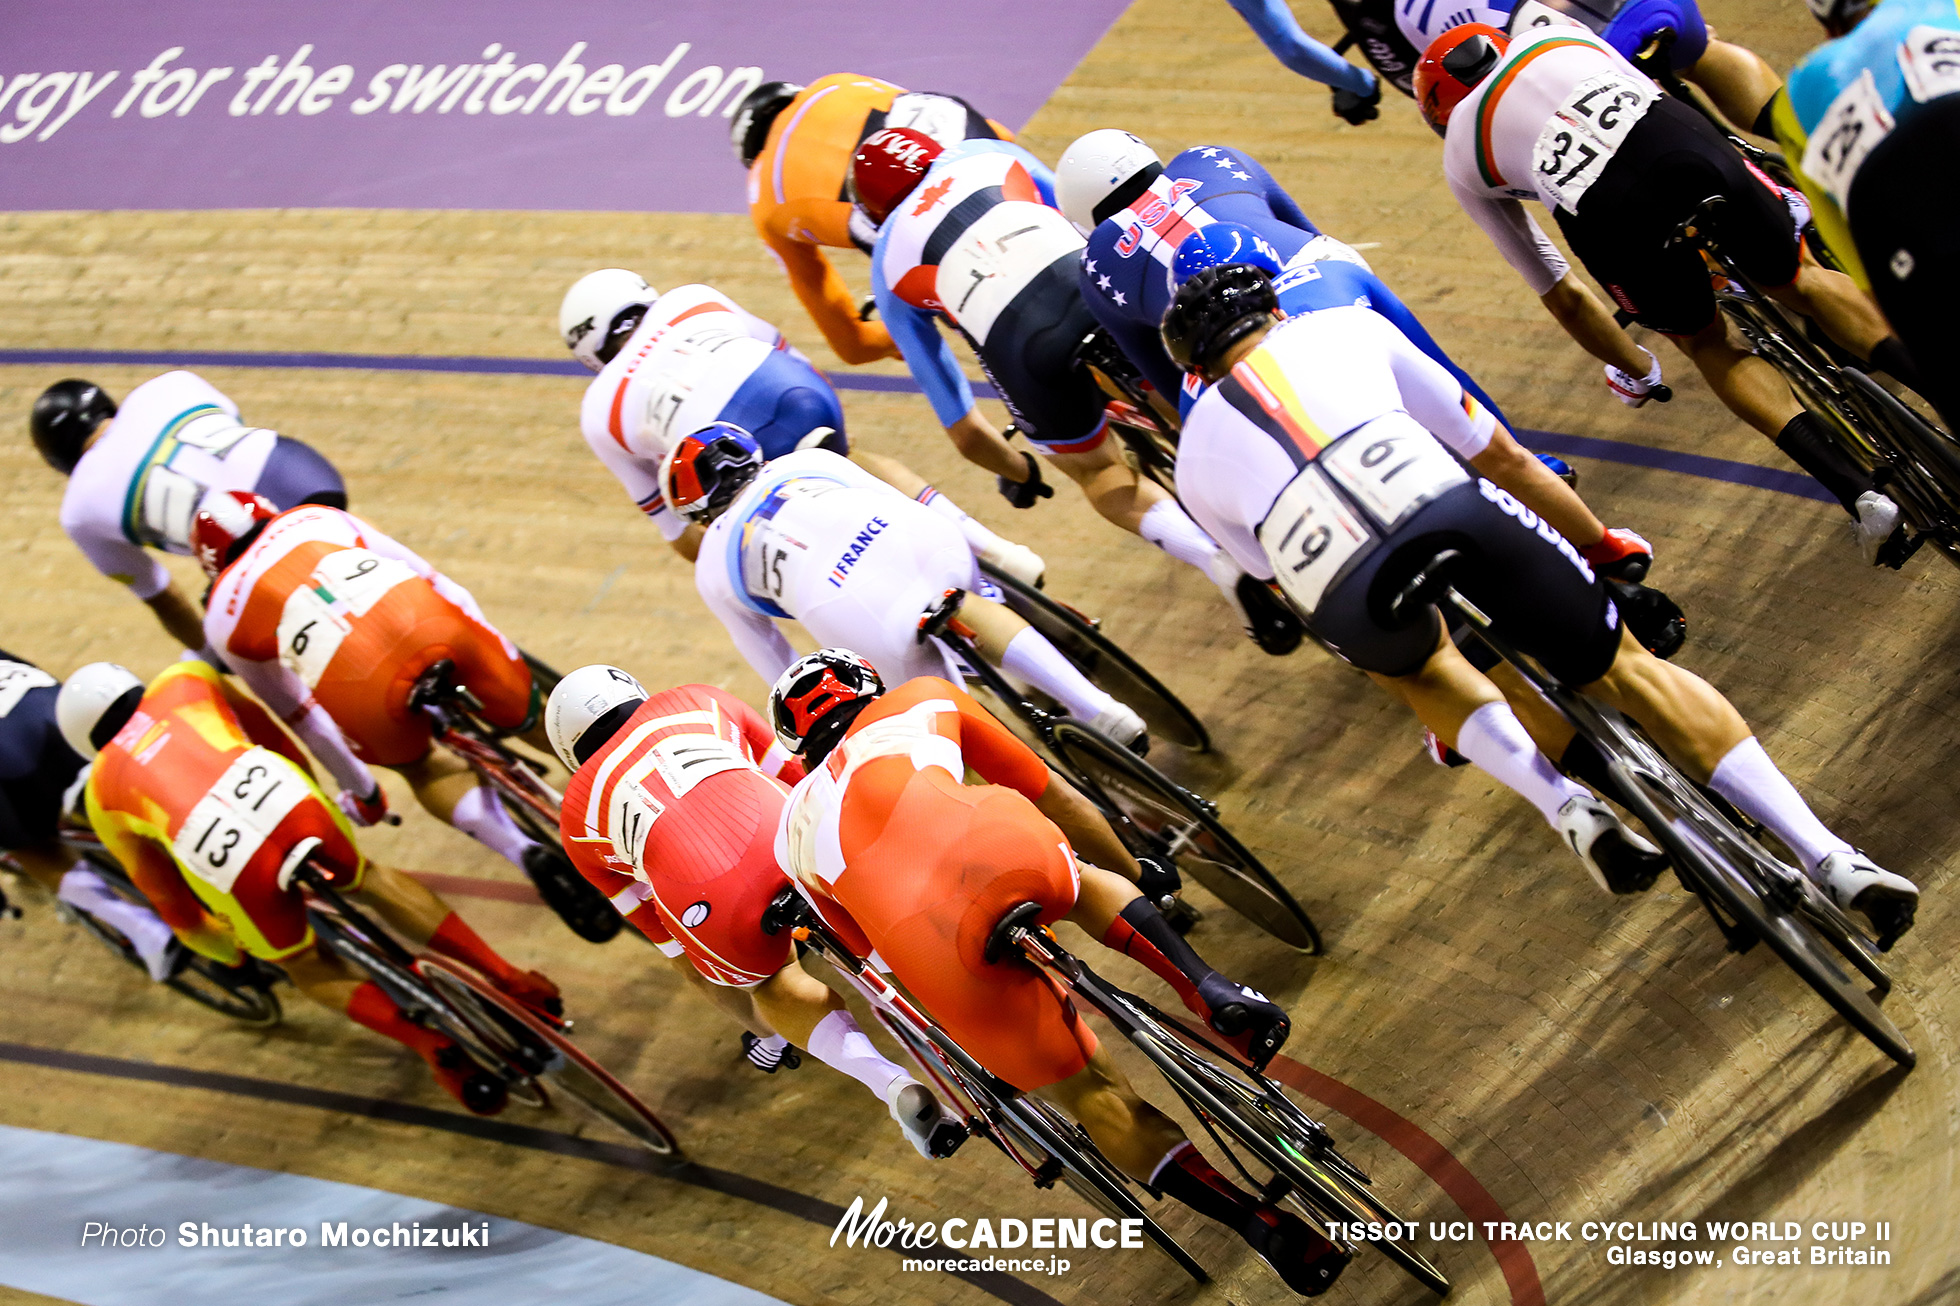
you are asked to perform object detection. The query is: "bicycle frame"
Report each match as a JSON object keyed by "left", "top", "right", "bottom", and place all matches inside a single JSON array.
[{"left": 411, "top": 665, "right": 563, "bottom": 831}]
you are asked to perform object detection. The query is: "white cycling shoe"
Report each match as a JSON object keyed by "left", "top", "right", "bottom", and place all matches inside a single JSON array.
[
  {"left": 885, "top": 1078, "right": 966, "bottom": 1160},
  {"left": 980, "top": 541, "right": 1046, "bottom": 589},
  {"left": 1854, "top": 491, "right": 1905, "bottom": 566},
  {"left": 1557, "top": 796, "right": 1669, "bottom": 895},
  {"left": 1088, "top": 699, "right": 1148, "bottom": 754},
  {"left": 1816, "top": 850, "right": 1919, "bottom": 947}
]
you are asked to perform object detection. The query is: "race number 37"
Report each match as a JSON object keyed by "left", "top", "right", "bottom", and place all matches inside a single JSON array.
[{"left": 1533, "top": 71, "right": 1657, "bottom": 212}]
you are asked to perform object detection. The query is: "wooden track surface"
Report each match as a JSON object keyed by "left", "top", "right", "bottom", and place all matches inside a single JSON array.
[{"left": 3, "top": 2, "right": 1957, "bottom": 1303}]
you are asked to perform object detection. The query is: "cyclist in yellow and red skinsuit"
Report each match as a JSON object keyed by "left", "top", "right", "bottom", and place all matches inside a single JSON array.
[
  {"left": 61, "top": 659, "right": 560, "bottom": 1115},
  {"left": 736, "top": 74, "right": 1010, "bottom": 364}
]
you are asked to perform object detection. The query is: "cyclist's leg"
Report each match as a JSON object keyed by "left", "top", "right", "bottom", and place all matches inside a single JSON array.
[
  {"left": 954, "top": 594, "right": 1126, "bottom": 729},
  {"left": 5, "top": 835, "right": 71, "bottom": 893},
  {"left": 1683, "top": 40, "right": 1782, "bottom": 136},
  {"left": 351, "top": 861, "right": 560, "bottom": 1011},
  {"left": 751, "top": 959, "right": 945, "bottom": 1124},
  {"left": 303, "top": 943, "right": 507, "bottom": 1114},
  {"left": 387, "top": 745, "right": 540, "bottom": 872},
  {"left": 1763, "top": 236, "right": 1896, "bottom": 363}
]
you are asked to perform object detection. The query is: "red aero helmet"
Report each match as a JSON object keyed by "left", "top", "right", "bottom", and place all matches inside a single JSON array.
[
  {"left": 1415, "top": 24, "right": 1510, "bottom": 137},
  {"left": 851, "top": 126, "right": 944, "bottom": 225},
  {"left": 768, "top": 648, "right": 884, "bottom": 759},
  {"left": 190, "top": 489, "right": 278, "bottom": 578}
]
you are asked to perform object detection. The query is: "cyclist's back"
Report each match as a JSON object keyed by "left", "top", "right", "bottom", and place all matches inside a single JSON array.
[{"left": 0, "top": 652, "right": 81, "bottom": 852}]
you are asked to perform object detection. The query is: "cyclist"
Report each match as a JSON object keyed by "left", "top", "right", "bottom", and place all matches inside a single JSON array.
[
  {"left": 668, "top": 430, "right": 1152, "bottom": 750},
  {"left": 191, "top": 491, "right": 590, "bottom": 922},
  {"left": 0, "top": 649, "right": 178, "bottom": 981},
  {"left": 1420, "top": 22, "right": 1926, "bottom": 565},
  {"left": 1773, "top": 0, "right": 1960, "bottom": 433},
  {"left": 733, "top": 75, "right": 1009, "bottom": 365},
  {"left": 768, "top": 650, "right": 1348, "bottom": 1296},
  {"left": 1163, "top": 265, "right": 1919, "bottom": 945},
  {"left": 544, "top": 665, "right": 965, "bottom": 1157},
  {"left": 30, "top": 372, "right": 347, "bottom": 652},
  {"left": 852, "top": 126, "right": 1303, "bottom": 654},
  {"left": 55, "top": 659, "right": 560, "bottom": 1115},
  {"left": 1226, "top": 0, "right": 1386, "bottom": 122},
  {"left": 557, "top": 267, "right": 1043, "bottom": 583}
]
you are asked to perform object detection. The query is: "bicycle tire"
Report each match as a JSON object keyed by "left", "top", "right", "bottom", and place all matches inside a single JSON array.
[
  {"left": 521, "top": 649, "right": 563, "bottom": 699},
  {"left": 420, "top": 957, "right": 682, "bottom": 1156},
  {"left": 1050, "top": 721, "right": 1322, "bottom": 954},
  {"left": 979, "top": 562, "right": 1210, "bottom": 751},
  {"left": 1571, "top": 698, "right": 1914, "bottom": 1066},
  {"left": 71, "top": 901, "right": 283, "bottom": 1026}
]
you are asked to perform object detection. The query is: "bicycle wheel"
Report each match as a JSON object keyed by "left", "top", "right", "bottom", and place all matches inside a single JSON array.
[
  {"left": 1051, "top": 721, "right": 1321, "bottom": 954},
  {"left": 521, "top": 649, "right": 563, "bottom": 698},
  {"left": 980, "top": 563, "right": 1209, "bottom": 751},
  {"left": 71, "top": 908, "right": 284, "bottom": 1026},
  {"left": 419, "top": 957, "right": 682, "bottom": 1156},
  {"left": 1569, "top": 696, "right": 1914, "bottom": 1066}
]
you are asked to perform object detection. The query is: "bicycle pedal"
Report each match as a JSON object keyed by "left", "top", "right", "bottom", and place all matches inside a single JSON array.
[
  {"left": 1031, "top": 1156, "right": 1063, "bottom": 1188},
  {"left": 928, "top": 1121, "right": 970, "bottom": 1159}
]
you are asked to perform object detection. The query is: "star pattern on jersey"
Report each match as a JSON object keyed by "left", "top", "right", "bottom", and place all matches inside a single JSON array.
[
  {"left": 1214, "top": 157, "right": 1238, "bottom": 170},
  {"left": 1199, "top": 147, "right": 1220, "bottom": 158},
  {"left": 1231, "top": 170, "right": 1250, "bottom": 180},
  {"left": 1112, "top": 290, "right": 1127, "bottom": 306},
  {"left": 1097, "top": 274, "right": 1113, "bottom": 293},
  {"left": 1084, "top": 258, "right": 1098, "bottom": 275}
]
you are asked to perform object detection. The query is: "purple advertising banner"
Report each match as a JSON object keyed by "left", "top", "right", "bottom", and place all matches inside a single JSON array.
[{"left": 0, "top": 1, "right": 1131, "bottom": 212}]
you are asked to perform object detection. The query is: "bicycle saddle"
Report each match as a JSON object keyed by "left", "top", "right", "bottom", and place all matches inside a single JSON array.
[
  {"left": 915, "top": 587, "right": 969, "bottom": 646},
  {"left": 1387, "top": 547, "right": 1466, "bottom": 625},
  {"left": 760, "top": 886, "right": 806, "bottom": 937},
  {"left": 408, "top": 658, "right": 461, "bottom": 711},
  {"left": 984, "top": 900, "right": 1046, "bottom": 966}
]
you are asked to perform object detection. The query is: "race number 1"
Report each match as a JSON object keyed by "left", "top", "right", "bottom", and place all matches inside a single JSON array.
[{"left": 1256, "top": 467, "right": 1374, "bottom": 617}]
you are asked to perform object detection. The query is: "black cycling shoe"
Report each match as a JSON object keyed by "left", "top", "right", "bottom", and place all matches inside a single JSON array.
[
  {"left": 522, "top": 843, "right": 623, "bottom": 944},
  {"left": 1236, "top": 574, "right": 1305, "bottom": 656},
  {"left": 1606, "top": 578, "right": 1686, "bottom": 660},
  {"left": 1243, "top": 1205, "right": 1350, "bottom": 1297},
  {"left": 1853, "top": 888, "right": 1917, "bottom": 953},
  {"left": 1198, "top": 972, "right": 1290, "bottom": 1069},
  {"left": 435, "top": 1044, "right": 509, "bottom": 1117},
  {"left": 741, "top": 1031, "right": 802, "bottom": 1073}
]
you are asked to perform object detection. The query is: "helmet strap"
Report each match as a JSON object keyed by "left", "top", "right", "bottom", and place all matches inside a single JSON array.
[{"left": 1091, "top": 162, "right": 1164, "bottom": 228}]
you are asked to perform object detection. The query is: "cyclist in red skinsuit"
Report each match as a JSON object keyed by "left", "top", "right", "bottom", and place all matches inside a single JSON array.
[
  {"left": 769, "top": 650, "right": 1349, "bottom": 1296},
  {"left": 546, "top": 667, "right": 967, "bottom": 1158}
]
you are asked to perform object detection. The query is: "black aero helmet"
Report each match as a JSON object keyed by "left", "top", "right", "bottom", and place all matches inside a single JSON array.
[
  {"left": 731, "top": 81, "right": 805, "bottom": 167},
  {"left": 31, "top": 379, "right": 117, "bottom": 474},
  {"left": 1161, "top": 265, "right": 1280, "bottom": 376}
]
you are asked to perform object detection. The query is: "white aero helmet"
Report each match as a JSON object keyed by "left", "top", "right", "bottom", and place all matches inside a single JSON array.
[
  {"left": 55, "top": 662, "right": 144, "bottom": 760},
  {"left": 546, "top": 664, "right": 650, "bottom": 771},
  {"left": 559, "top": 269, "right": 658, "bottom": 373},
  {"left": 1055, "top": 129, "right": 1163, "bottom": 234}
]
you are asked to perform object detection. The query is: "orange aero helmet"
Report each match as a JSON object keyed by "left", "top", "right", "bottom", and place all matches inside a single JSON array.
[{"left": 1415, "top": 24, "right": 1510, "bottom": 138}]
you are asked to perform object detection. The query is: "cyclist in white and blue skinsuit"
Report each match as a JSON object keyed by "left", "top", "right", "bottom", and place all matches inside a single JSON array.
[{"left": 1226, "top": 0, "right": 1386, "bottom": 121}]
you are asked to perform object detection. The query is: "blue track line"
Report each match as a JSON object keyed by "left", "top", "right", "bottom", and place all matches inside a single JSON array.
[{"left": 0, "top": 347, "right": 1829, "bottom": 503}]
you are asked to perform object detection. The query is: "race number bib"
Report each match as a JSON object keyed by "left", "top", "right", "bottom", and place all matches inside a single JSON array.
[
  {"left": 137, "top": 465, "right": 207, "bottom": 551},
  {"left": 1532, "top": 71, "right": 1658, "bottom": 212},
  {"left": 0, "top": 661, "right": 57, "bottom": 719},
  {"left": 646, "top": 732, "right": 753, "bottom": 799},
  {"left": 933, "top": 204, "right": 1084, "bottom": 344},
  {"left": 170, "top": 410, "right": 259, "bottom": 458},
  {"left": 131, "top": 410, "right": 267, "bottom": 549},
  {"left": 172, "top": 747, "right": 311, "bottom": 894},
  {"left": 637, "top": 322, "right": 750, "bottom": 450},
  {"left": 1255, "top": 466, "right": 1375, "bottom": 617},
  {"left": 275, "top": 550, "right": 417, "bottom": 687},
  {"left": 885, "top": 93, "right": 971, "bottom": 148},
  {"left": 1802, "top": 69, "right": 1895, "bottom": 209},
  {"left": 607, "top": 775, "right": 666, "bottom": 880},
  {"left": 1899, "top": 26, "right": 1960, "bottom": 104},
  {"left": 1321, "top": 421, "right": 1471, "bottom": 532},
  {"left": 740, "top": 479, "right": 834, "bottom": 607}
]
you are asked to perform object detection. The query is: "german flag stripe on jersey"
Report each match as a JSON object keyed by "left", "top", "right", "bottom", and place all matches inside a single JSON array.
[
  {"left": 1217, "top": 347, "right": 1337, "bottom": 471},
  {"left": 1474, "top": 36, "right": 1598, "bottom": 191}
]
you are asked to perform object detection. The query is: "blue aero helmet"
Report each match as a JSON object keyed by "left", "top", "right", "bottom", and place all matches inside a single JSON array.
[{"left": 1171, "top": 222, "right": 1285, "bottom": 287}]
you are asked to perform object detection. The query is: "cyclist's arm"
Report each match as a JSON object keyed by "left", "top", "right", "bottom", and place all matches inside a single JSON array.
[
  {"left": 144, "top": 582, "right": 210, "bottom": 651},
  {"left": 1539, "top": 272, "right": 1653, "bottom": 373},
  {"left": 762, "top": 226, "right": 898, "bottom": 364},
  {"left": 1083, "top": 279, "right": 1187, "bottom": 404},
  {"left": 1378, "top": 311, "right": 1499, "bottom": 458},
  {"left": 1227, "top": 0, "right": 1378, "bottom": 95},
  {"left": 218, "top": 679, "right": 318, "bottom": 780},
  {"left": 237, "top": 657, "right": 373, "bottom": 798},
  {"left": 695, "top": 555, "right": 800, "bottom": 688},
  {"left": 871, "top": 249, "right": 978, "bottom": 429},
  {"left": 586, "top": 425, "right": 690, "bottom": 542}
]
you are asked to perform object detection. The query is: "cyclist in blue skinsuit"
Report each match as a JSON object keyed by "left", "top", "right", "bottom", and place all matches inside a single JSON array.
[
  {"left": 1226, "top": 0, "right": 1386, "bottom": 121},
  {"left": 1052, "top": 130, "right": 1510, "bottom": 426}
]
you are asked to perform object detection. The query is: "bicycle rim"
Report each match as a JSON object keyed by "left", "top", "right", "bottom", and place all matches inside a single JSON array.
[
  {"left": 1051, "top": 722, "right": 1321, "bottom": 953},
  {"left": 980, "top": 562, "right": 1210, "bottom": 751},
  {"left": 167, "top": 956, "right": 284, "bottom": 1026},
  {"left": 1574, "top": 702, "right": 1913, "bottom": 1066}
]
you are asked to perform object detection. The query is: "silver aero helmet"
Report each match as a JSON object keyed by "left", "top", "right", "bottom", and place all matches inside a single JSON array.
[
  {"left": 55, "top": 662, "right": 144, "bottom": 760},
  {"left": 1055, "top": 129, "right": 1163, "bottom": 233},
  {"left": 546, "top": 664, "right": 650, "bottom": 771},
  {"left": 558, "top": 269, "right": 658, "bottom": 373}
]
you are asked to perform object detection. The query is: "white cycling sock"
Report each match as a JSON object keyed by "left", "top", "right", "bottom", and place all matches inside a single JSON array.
[
  {"left": 1708, "top": 737, "right": 1852, "bottom": 873},
  {"left": 1000, "top": 627, "right": 1115, "bottom": 722},
  {"left": 449, "top": 785, "right": 534, "bottom": 867},
  {"left": 917, "top": 485, "right": 1011, "bottom": 559},
  {"left": 1454, "top": 702, "right": 1589, "bottom": 825},
  {"left": 806, "top": 1008, "right": 912, "bottom": 1101},
  {"left": 59, "top": 868, "right": 176, "bottom": 981},
  {"left": 1139, "top": 499, "right": 1222, "bottom": 576}
]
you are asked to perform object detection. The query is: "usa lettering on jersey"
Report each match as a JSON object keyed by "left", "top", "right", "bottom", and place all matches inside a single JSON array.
[{"left": 1111, "top": 177, "right": 1207, "bottom": 264}]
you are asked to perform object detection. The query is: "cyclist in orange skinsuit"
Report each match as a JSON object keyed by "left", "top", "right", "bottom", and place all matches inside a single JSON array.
[
  {"left": 769, "top": 650, "right": 1348, "bottom": 1296},
  {"left": 60, "top": 659, "right": 559, "bottom": 1115},
  {"left": 739, "top": 74, "right": 1010, "bottom": 364}
]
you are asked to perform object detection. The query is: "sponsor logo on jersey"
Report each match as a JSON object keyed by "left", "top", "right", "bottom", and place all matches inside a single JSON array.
[
  {"left": 827, "top": 517, "right": 890, "bottom": 587},
  {"left": 1478, "top": 478, "right": 1595, "bottom": 582},
  {"left": 681, "top": 901, "right": 711, "bottom": 927}
]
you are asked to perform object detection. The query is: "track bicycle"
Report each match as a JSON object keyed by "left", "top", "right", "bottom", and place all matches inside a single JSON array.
[
  {"left": 291, "top": 848, "right": 682, "bottom": 1154},
  {"left": 407, "top": 657, "right": 621, "bottom": 943},
  {"left": 919, "top": 588, "right": 1323, "bottom": 954},
  {"left": 1669, "top": 197, "right": 1960, "bottom": 570},
  {"left": 1391, "top": 548, "right": 1914, "bottom": 1067}
]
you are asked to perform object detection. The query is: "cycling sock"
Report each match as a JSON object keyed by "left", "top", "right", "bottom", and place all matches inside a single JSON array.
[
  {"left": 1708, "top": 736, "right": 1853, "bottom": 872},
  {"left": 1869, "top": 336, "right": 1926, "bottom": 393},
  {"left": 1106, "top": 897, "right": 1218, "bottom": 1010},
  {"left": 1000, "top": 627, "right": 1116, "bottom": 722},
  {"left": 1150, "top": 1142, "right": 1254, "bottom": 1224},
  {"left": 916, "top": 485, "right": 1011, "bottom": 558},
  {"left": 1774, "top": 412, "right": 1873, "bottom": 515},
  {"left": 449, "top": 784, "right": 535, "bottom": 867},
  {"left": 427, "top": 911, "right": 521, "bottom": 987},
  {"left": 806, "top": 1008, "right": 912, "bottom": 1100},
  {"left": 58, "top": 868, "right": 177, "bottom": 981},
  {"left": 346, "top": 980, "right": 448, "bottom": 1061},
  {"left": 1139, "top": 499, "right": 1221, "bottom": 574},
  {"left": 1455, "top": 701, "right": 1589, "bottom": 825}
]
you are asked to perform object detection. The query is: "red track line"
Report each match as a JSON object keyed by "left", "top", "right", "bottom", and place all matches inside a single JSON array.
[
  {"left": 1262, "top": 1053, "right": 1546, "bottom": 1306},
  {"left": 408, "top": 871, "right": 543, "bottom": 905}
]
